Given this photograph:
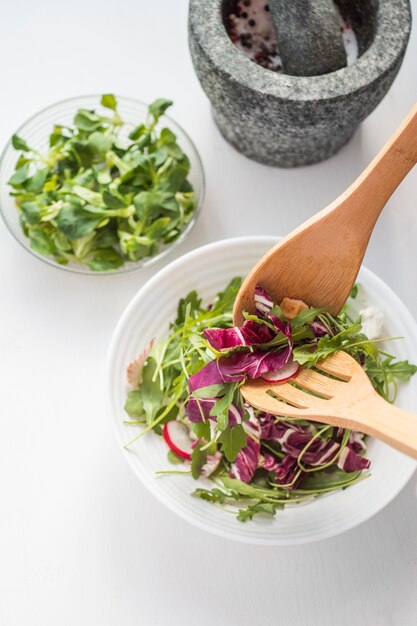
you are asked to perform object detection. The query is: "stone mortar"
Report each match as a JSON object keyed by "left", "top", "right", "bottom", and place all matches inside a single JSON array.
[{"left": 188, "top": 0, "right": 412, "bottom": 167}]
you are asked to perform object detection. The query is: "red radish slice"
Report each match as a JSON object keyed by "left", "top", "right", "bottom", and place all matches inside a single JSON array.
[
  {"left": 163, "top": 421, "right": 193, "bottom": 460},
  {"left": 261, "top": 360, "right": 300, "bottom": 383}
]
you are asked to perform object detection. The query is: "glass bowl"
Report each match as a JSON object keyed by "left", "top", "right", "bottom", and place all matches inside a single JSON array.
[{"left": 0, "top": 95, "right": 205, "bottom": 274}]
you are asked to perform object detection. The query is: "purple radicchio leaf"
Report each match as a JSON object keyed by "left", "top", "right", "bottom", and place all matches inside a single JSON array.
[
  {"left": 201, "top": 451, "right": 223, "bottom": 477},
  {"left": 348, "top": 431, "right": 367, "bottom": 454},
  {"left": 229, "top": 411, "right": 262, "bottom": 483},
  {"left": 185, "top": 397, "right": 243, "bottom": 427},
  {"left": 337, "top": 444, "right": 371, "bottom": 472},
  {"left": 254, "top": 285, "right": 292, "bottom": 340},
  {"left": 188, "top": 348, "right": 292, "bottom": 392},
  {"left": 187, "top": 359, "right": 245, "bottom": 392},
  {"left": 203, "top": 320, "right": 275, "bottom": 351},
  {"left": 310, "top": 320, "right": 329, "bottom": 337},
  {"left": 273, "top": 454, "right": 306, "bottom": 489},
  {"left": 262, "top": 452, "right": 305, "bottom": 489},
  {"left": 260, "top": 417, "right": 340, "bottom": 467},
  {"left": 254, "top": 285, "right": 273, "bottom": 315},
  {"left": 230, "top": 435, "right": 260, "bottom": 484}
]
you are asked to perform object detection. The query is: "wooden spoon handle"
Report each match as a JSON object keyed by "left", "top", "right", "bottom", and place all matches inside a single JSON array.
[
  {"left": 356, "top": 393, "right": 417, "bottom": 460},
  {"left": 336, "top": 103, "right": 417, "bottom": 235}
]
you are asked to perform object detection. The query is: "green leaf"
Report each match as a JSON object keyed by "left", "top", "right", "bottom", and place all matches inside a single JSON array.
[
  {"left": 175, "top": 290, "right": 202, "bottom": 325},
  {"left": 29, "top": 228, "right": 56, "bottom": 256},
  {"left": 71, "top": 141, "right": 94, "bottom": 167},
  {"left": 72, "top": 185, "right": 104, "bottom": 207},
  {"left": 12, "top": 134, "right": 31, "bottom": 152},
  {"left": 383, "top": 360, "right": 417, "bottom": 381},
  {"left": 148, "top": 98, "right": 173, "bottom": 121},
  {"left": 210, "top": 383, "right": 238, "bottom": 430},
  {"left": 21, "top": 201, "right": 41, "bottom": 224},
  {"left": 193, "top": 488, "right": 229, "bottom": 504},
  {"left": 158, "top": 128, "right": 177, "bottom": 145},
  {"left": 139, "top": 358, "right": 164, "bottom": 425},
  {"left": 124, "top": 389, "right": 144, "bottom": 417},
  {"left": 290, "top": 307, "right": 326, "bottom": 329},
  {"left": 102, "top": 190, "right": 126, "bottom": 210},
  {"left": 73, "top": 109, "right": 102, "bottom": 132},
  {"left": 218, "top": 424, "right": 246, "bottom": 462},
  {"left": 85, "top": 248, "right": 124, "bottom": 271},
  {"left": 146, "top": 217, "right": 171, "bottom": 240},
  {"left": 88, "top": 131, "right": 113, "bottom": 159},
  {"left": 133, "top": 189, "right": 177, "bottom": 219},
  {"left": 192, "top": 384, "right": 227, "bottom": 399},
  {"left": 57, "top": 203, "right": 102, "bottom": 240},
  {"left": 191, "top": 441, "right": 208, "bottom": 479},
  {"left": 25, "top": 167, "right": 49, "bottom": 193},
  {"left": 100, "top": 94, "right": 117, "bottom": 111},
  {"left": 293, "top": 324, "right": 369, "bottom": 365},
  {"left": 221, "top": 476, "right": 285, "bottom": 502},
  {"left": 191, "top": 421, "right": 211, "bottom": 440},
  {"left": 210, "top": 277, "right": 242, "bottom": 315},
  {"left": 8, "top": 163, "right": 30, "bottom": 186},
  {"left": 129, "top": 123, "right": 147, "bottom": 141},
  {"left": 350, "top": 284, "right": 359, "bottom": 299},
  {"left": 167, "top": 450, "right": 184, "bottom": 465},
  {"left": 237, "top": 502, "right": 279, "bottom": 522}
]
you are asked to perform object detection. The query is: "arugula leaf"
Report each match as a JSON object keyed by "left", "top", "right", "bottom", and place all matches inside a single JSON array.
[
  {"left": 175, "top": 290, "right": 202, "bottom": 325},
  {"left": 139, "top": 358, "right": 164, "bottom": 425},
  {"left": 364, "top": 355, "right": 417, "bottom": 402},
  {"left": 209, "top": 382, "right": 238, "bottom": 430},
  {"left": 237, "top": 502, "right": 280, "bottom": 522},
  {"left": 218, "top": 424, "right": 246, "bottom": 462},
  {"left": 192, "top": 487, "right": 236, "bottom": 504},
  {"left": 192, "top": 384, "right": 228, "bottom": 399},
  {"left": 191, "top": 440, "right": 213, "bottom": 479},
  {"left": 191, "top": 421, "right": 211, "bottom": 440},
  {"left": 293, "top": 325, "right": 378, "bottom": 365}
]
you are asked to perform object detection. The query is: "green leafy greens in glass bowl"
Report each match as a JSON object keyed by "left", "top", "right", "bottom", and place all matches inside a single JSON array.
[{"left": 0, "top": 94, "right": 204, "bottom": 273}]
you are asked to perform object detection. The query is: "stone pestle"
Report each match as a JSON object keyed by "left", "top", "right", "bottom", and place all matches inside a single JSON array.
[{"left": 268, "top": 0, "right": 347, "bottom": 76}]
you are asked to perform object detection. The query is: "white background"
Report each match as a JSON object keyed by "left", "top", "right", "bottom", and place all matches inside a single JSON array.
[{"left": 1, "top": 1, "right": 417, "bottom": 624}]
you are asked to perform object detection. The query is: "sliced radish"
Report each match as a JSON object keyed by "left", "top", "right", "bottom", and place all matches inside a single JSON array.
[
  {"left": 261, "top": 360, "right": 300, "bottom": 383},
  {"left": 163, "top": 421, "right": 193, "bottom": 460}
]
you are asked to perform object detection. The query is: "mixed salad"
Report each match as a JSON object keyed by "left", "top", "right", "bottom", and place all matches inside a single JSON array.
[
  {"left": 8, "top": 95, "right": 196, "bottom": 270},
  {"left": 124, "top": 278, "right": 417, "bottom": 522}
]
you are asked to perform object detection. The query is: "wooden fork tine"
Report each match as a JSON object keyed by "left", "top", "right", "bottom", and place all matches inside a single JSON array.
[
  {"left": 294, "top": 368, "right": 347, "bottom": 398},
  {"left": 314, "top": 351, "right": 356, "bottom": 381},
  {"left": 266, "top": 382, "right": 326, "bottom": 408},
  {"left": 241, "top": 378, "right": 319, "bottom": 417}
]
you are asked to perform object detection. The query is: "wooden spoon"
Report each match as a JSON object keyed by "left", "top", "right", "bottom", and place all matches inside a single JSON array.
[
  {"left": 233, "top": 104, "right": 417, "bottom": 325},
  {"left": 241, "top": 351, "right": 417, "bottom": 459}
]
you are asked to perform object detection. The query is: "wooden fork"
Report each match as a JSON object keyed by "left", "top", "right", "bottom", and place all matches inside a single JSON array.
[
  {"left": 241, "top": 351, "right": 417, "bottom": 459},
  {"left": 233, "top": 103, "right": 417, "bottom": 324}
]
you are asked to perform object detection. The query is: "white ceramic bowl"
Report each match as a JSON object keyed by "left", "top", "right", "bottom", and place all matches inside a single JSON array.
[{"left": 106, "top": 236, "right": 417, "bottom": 545}]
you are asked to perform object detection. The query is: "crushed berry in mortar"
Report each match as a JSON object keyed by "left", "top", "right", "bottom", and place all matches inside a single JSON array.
[{"left": 226, "top": 0, "right": 358, "bottom": 73}]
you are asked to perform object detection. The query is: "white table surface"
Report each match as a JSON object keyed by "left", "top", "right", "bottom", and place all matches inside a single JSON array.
[{"left": 1, "top": 1, "right": 417, "bottom": 624}]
